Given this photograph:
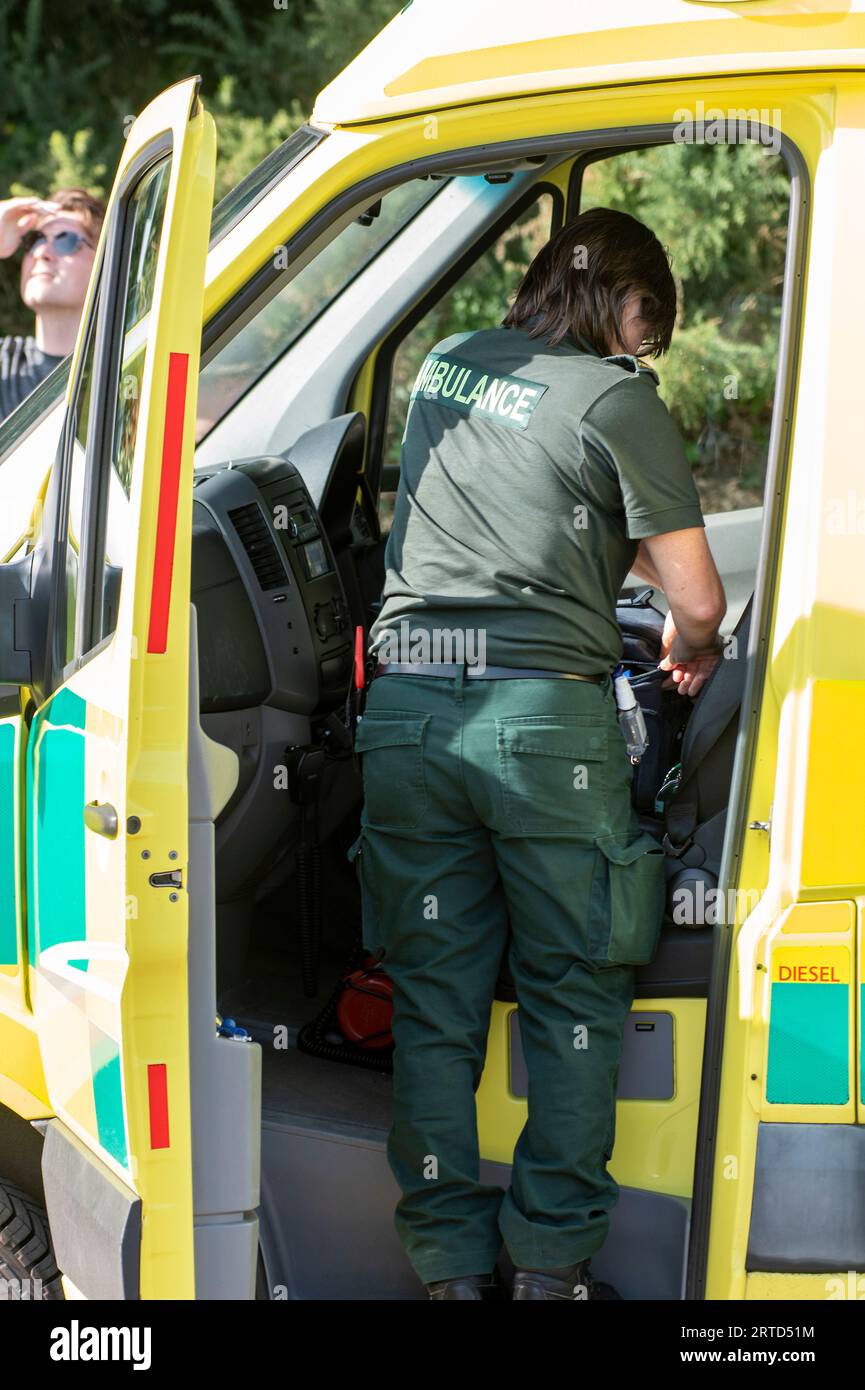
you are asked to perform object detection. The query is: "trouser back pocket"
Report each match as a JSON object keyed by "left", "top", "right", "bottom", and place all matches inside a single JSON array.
[{"left": 589, "top": 831, "right": 666, "bottom": 966}]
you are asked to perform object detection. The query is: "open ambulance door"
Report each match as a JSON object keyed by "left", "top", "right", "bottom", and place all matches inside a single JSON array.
[{"left": 0, "top": 77, "right": 218, "bottom": 1299}]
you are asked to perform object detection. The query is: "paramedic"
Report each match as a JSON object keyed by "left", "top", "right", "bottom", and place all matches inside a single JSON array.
[{"left": 352, "top": 207, "right": 726, "bottom": 1300}]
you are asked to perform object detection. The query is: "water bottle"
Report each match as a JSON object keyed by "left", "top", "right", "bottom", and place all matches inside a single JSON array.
[{"left": 613, "top": 670, "right": 649, "bottom": 762}]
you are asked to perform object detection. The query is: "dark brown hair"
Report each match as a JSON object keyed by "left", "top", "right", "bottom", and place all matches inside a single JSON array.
[
  {"left": 502, "top": 206, "right": 676, "bottom": 358},
  {"left": 49, "top": 187, "right": 107, "bottom": 246}
]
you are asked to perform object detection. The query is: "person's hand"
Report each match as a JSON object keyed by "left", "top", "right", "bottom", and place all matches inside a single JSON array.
[
  {"left": 0, "top": 197, "right": 60, "bottom": 259},
  {"left": 658, "top": 611, "right": 721, "bottom": 698},
  {"left": 658, "top": 608, "right": 677, "bottom": 664}
]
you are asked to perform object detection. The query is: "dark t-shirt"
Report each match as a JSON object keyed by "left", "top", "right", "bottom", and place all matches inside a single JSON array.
[
  {"left": 370, "top": 317, "right": 705, "bottom": 675},
  {"left": 0, "top": 335, "right": 63, "bottom": 425}
]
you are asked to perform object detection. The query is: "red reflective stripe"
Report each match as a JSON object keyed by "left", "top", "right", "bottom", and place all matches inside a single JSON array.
[
  {"left": 147, "top": 1063, "right": 170, "bottom": 1149},
  {"left": 147, "top": 352, "right": 189, "bottom": 654},
  {"left": 354, "top": 625, "right": 365, "bottom": 690}
]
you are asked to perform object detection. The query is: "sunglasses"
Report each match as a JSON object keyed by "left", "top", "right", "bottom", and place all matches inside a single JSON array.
[{"left": 21, "top": 229, "right": 94, "bottom": 257}]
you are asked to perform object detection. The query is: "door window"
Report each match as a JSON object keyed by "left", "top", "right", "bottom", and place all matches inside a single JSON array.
[
  {"left": 58, "top": 156, "right": 171, "bottom": 677},
  {"left": 578, "top": 141, "right": 789, "bottom": 516},
  {"left": 63, "top": 318, "right": 97, "bottom": 668},
  {"left": 111, "top": 160, "right": 171, "bottom": 496},
  {"left": 196, "top": 179, "right": 441, "bottom": 441}
]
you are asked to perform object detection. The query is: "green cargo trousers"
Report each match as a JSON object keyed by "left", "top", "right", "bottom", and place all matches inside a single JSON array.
[{"left": 349, "top": 665, "right": 666, "bottom": 1286}]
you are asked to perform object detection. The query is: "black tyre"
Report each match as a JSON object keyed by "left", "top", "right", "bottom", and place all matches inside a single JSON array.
[{"left": 0, "top": 1179, "right": 64, "bottom": 1299}]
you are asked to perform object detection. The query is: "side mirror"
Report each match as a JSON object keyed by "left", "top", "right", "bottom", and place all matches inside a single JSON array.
[{"left": 0, "top": 553, "right": 36, "bottom": 686}]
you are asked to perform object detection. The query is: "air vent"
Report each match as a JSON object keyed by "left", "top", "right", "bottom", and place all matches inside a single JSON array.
[{"left": 228, "top": 503, "right": 289, "bottom": 591}]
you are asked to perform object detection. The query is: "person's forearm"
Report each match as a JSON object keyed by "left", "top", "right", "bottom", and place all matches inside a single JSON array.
[
  {"left": 640, "top": 528, "right": 726, "bottom": 657},
  {"left": 669, "top": 611, "right": 724, "bottom": 658},
  {"left": 629, "top": 540, "right": 663, "bottom": 589},
  {"left": 631, "top": 547, "right": 719, "bottom": 651}
]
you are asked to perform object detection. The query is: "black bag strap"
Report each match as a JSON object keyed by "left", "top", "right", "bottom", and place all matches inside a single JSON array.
[
  {"left": 664, "top": 807, "right": 728, "bottom": 873},
  {"left": 663, "top": 798, "right": 700, "bottom": 857}
]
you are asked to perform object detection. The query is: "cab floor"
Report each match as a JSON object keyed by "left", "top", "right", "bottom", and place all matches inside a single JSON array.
[{"left": 218, "top": 941, "right": 393, "bottom": 1133}]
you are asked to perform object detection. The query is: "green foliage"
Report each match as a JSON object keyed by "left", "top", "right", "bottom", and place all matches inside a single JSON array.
[
  {"left": 0, "top": 0, "right": 402, "bottom": 330},
  {"left": 163, "top": 0, "right": 398, "bottom": 110},
  {"left": 659, "top": 319, "right": 777, "bottom": 439},
  {"left": 11, "top": 130, "right": 109, "bottom": 202},
  {"left": 583, "top": 142, "right": 787, "bottom": 336},
  {"left": 206, "top": 78, "right": 304, "bottom": 203}
]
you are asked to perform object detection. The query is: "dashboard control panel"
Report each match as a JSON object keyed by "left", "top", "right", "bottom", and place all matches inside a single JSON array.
[{"left": 191, "top": 456, "right": 353, "bottom": 715}]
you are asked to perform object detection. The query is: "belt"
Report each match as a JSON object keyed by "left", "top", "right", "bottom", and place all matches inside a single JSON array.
[{"left": 373, "top": 662, "right": 606, "bottom": 682}]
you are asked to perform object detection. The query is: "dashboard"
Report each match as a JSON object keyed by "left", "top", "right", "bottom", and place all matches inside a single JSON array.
[
  {"left": 191, "top": 454, "right": 354, "bottom": 718},
  {"left": 189, "top": 416, "right": 374, "bottom": 904}
]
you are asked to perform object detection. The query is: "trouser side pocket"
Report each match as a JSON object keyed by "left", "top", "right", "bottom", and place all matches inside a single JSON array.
[
  {"left": 348, "top": 830, "right": 387, "bottom": 961},
  {"left": 589, "top": 832, "right": 666, "bottom": 967}
]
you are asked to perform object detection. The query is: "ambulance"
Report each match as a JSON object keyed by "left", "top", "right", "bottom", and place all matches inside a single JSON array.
[{"left": 0, "top": 0, "right": 863, "bottom": 1300}]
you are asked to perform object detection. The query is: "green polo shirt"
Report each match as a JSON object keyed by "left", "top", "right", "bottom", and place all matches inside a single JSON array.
[{"left": 370, "top": 316, "right": 704, "bottom": 675}]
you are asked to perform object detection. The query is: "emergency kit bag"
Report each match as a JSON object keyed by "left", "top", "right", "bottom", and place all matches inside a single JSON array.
[{"left": 615, "top": 592, "right": 692, "bottom": 814}]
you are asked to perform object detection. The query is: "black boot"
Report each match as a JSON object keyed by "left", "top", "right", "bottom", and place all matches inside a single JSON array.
[
  {"left": 511, "top": 1258, "right": 621, "bottom": 1300},
  {"left": 425, "top": 1270, "right": 504, "bottom": 1300}
]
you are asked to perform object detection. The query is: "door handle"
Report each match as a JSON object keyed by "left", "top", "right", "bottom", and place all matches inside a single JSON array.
[{"left": 83, "top": 801, "right": 119, "bottom": 839}]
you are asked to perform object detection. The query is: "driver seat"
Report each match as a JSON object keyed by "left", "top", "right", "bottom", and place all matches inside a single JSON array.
[{"left": 662, "top": 594, "right": 754, "bottom": 890}]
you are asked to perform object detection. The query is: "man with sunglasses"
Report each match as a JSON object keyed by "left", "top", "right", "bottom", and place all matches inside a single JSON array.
[{"left": 0, "top": 187, "right": 105, "bottom": 424}]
